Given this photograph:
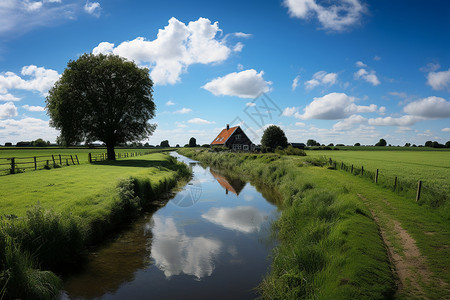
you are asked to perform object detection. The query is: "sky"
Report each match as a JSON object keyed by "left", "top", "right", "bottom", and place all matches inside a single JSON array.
[{"left": 0, "top": 0, "right": 449, "bottom": 146}]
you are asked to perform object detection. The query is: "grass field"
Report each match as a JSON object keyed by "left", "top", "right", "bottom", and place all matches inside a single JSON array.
[
  {"left": 0, "top": 147, "right": 173, "bottom": 175},
  {"left": 179, "top": 149, "right": 449, "bottom": 299}
]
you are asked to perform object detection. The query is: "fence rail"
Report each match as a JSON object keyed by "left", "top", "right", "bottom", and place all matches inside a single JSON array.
[
  {"left": 326, "top": 157, "right": 448, "bottom": 208},
  {"left": 0, "top": 154, "right": 80, "bottom": 176},
  {"left": 88, "top": 151, "right": 153, "bottom": 162}
]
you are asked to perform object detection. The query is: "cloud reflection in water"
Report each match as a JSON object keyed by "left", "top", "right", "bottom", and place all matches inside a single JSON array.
[
  {"left": 151, "top": 216, "right": 221, "bottom": 280},
  {"left": 202, "top": 206, "right": 267, "bottom": 233}
]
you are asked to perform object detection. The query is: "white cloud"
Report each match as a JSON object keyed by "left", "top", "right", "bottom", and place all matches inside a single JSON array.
[
  {"left": 22, "top": 104, "right": 45, "bottom": 112},
  {"left": 0, "top": 117, "right": 58, "bottom": 143},
  {"left": 304, "top": 71, "right": 337, "bottom": 90},
  {"left": 368, "top": 115, "right": 423, "bottom": 126},
  {"left": 188, "top": 118, "right": 215, "bottom": 125},
  {"left": 292, "top": 75, "right": 300, "bottom": 91},
  {"left": 442, "top": 128, "right": 450, "bottom": 132},
  {"left": 420, "top": 62, "right": 440, "bottom": 73},
  {"left": 0, "top": 65, "right": 60, "bottom": 97},
  {"left": 0, "top": 102, "right": 18, "bottom": 119},
  {"left": 174, "top": 108, "right": 192, "bottom": 114},
  {"left": 233, "top": 32, "right": 252, "bottom": 38},
  {"left": 202, "top": 206, "right": 267, "bottom": 233},
  {"left": 151, "top": 216, "right": 221, "bottom": 279},
  {"left": 403, "top": 96, "right": 450, "bottom": 118},
  {"left": 233, "top": 42, "right": 244, "bottom": 52},
  {"left": 0, "top": 0, "right": 77, "bottom": 36},
  {"left": 295, "top": 122, "right": 305, "bottom": 126},
  {"left": 92, "top": 42, "right": 114, "bottom": 55},
  {"left": 373, "top": 56, "right": 381, "bottom": 61},
  {"left": 298, "top": 92, "right": 377, "bottom": 120},
  {"left": 202, "top": 69, "right": 271, "bottom": 98},
  {"left": 333, "top": 114, "right": 367, "bottom": 131},
  {"left": 94, "top": 17, "right": 240, "bottom": 85},
  {"left": 165, "top": 100, "right": 175, "bottom": 106},
  {"left": 379, "top": 106, "right": 386, "bottom": 115},
  {"left": 356, "top": 61, "right": 367, "bottom": 67},
  {"left": 427, "top": 69, "right": 450, "bottom": 91},
  {"left": 388, "top": 91, "right": 407, "bottom": 98},
  {"left": 354, "top": 68, "right": 380, "bottom": 86},
  {"left": 84, "top": 1, "right": 101, "bottom": 17},
  {"left": 0, "top": 93, "right": 21, "bottom": 101},
  {"left": 283, "top": 0, "right": 366, "bottom": 32},
  {"left": 246, "top": 102, "right": 256, "bottom": 107},
  {"left": 237, "top": 63, "right": 244, "bottom": 71},
  {"left": 282, "top": 106, "right": 298, "bottom": 117}
]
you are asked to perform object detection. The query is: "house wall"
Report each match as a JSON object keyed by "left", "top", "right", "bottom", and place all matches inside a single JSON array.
[{"left": 225, "top": 127, "right": 253, "bottom": 151}]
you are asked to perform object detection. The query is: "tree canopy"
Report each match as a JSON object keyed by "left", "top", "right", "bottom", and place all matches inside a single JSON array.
[
  {"left": 261, "top": 125, "right": 288, "bottom": 150},
  {"left": 375, "top": 138, "right": 387, "bottom": 146},
  {"left": 160, "top": 140, "right": 170, "bottom": 147},
  {"left": 46, "top": 53, "right": 156, "bottom": 160},
  {"left": 189, "top": 137, "right": 196, "bottom": 147}
]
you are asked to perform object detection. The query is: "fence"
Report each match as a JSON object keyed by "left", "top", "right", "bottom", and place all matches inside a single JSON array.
[
  {"left": 327, "top": 157, "right": 448, "bottom": 208},
  {"left": 88, "top": 151, "right": 154, "bottom": 163},
  {"left": 0, "top": 154, "right": 80, "bottom": 176}
]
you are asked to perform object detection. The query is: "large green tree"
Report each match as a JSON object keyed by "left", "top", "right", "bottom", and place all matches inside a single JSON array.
[
  {"left": 46, "top": 54, "right": 156, "bottom": 160},
  {"left": 261, "top": 125, "right": 288, "bottom": 150}
]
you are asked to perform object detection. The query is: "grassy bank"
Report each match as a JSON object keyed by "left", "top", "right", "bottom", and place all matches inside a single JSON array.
[
  {"left": 0, "top": 152, "right": 190, "bottom": 299},
  {"left": 178, "top": 148, "right": 449, "bottom": 299}
]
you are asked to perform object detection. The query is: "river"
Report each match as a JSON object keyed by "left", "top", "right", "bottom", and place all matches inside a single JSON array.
[{"left": 62, "top": 152, "right": 279, "bottom": 299}]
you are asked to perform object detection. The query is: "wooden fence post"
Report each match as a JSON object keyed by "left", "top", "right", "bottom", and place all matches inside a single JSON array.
[
  {"left": 11, "top": 157, "right": 15, "bottom": 174},
  {"left": 46, "top": 160, "right": 49, "bottom": 167},
  {"left": 394, "top": 176, "right": 397, "bottom": 190},
  {"left": 52, "top": 155, "right": 56, "bottom": 166},
  {"left": 75, "top": 155, "right": 80, "bottom": 165},
  {"left": 416, "top": 180, "right": 422, "bottom": 202},
  {"left": 34, "top": 156, "right": 37, "bottom": 170},
  {"left": 375, "top": 169, "right": 379, "bottom": 183},
  {"left": 351, "top": 164, "right": 353, "bottom": 173},
  {"left": 361, "top": 166, "right": 364, "bottom": 176},
  {"left": 341, "top": 162, "right": 344, "bottom": 169},
  {"left": 59, "top": 154, "right": 62, "bottom": 165},
  {"left": 70, "top": 155, "right": 75, "bottom": 165},
  {"left": 66, "top": 159, "right": 69, "bottom": 166},
  {"left": 88, "top": 153, "right": 92, "bottom": 163}
]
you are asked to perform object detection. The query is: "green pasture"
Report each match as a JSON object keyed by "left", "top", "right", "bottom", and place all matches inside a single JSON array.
[
  {"left": 307, "top": 150, "right": 450, "bottom": 192},
  {"left": 0, "top": 152, "right": 179, "bottom": 219}
]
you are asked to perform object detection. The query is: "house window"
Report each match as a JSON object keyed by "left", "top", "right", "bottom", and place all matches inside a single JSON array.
[
  {"left": 243, "top": 145, "right": 249, "bottom": 151},
  {"left": 233, "top": 144, "right": 242, "bottom": 150}
]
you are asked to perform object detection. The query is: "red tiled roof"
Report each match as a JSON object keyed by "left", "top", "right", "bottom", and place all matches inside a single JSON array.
[
  {"left": 211, "top": 126, "right": 238, "bottom": 145},
  {"left": 210, "top": 169, "right": 238, "bottom": 195}
]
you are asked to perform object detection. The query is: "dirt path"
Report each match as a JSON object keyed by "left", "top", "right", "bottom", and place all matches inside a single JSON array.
[{"left": 357, "top": 194, "right": 435, "bottom": 299}]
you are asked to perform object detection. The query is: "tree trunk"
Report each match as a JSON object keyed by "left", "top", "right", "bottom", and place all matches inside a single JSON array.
[{"left": 106, "top": 144, "right": 116, "bottom": 160}]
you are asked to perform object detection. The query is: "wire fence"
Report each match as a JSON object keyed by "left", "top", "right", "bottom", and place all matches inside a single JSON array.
[
  {"left": 327, "top": 157, "right": 448, "bottom": 208},
  {"left": 0, "top": 154, "right": 80, "bottom": 176}
]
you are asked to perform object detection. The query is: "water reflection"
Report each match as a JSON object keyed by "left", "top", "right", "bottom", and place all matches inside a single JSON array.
[
  {"left": 210, "top": 169, "right": 246, "bottom": 196},
  {"left": 151, "top": 216, "right": 222, "bottom": 280},
  {"left": 202, "top": 206, "right": 268, "bottom": 233}
]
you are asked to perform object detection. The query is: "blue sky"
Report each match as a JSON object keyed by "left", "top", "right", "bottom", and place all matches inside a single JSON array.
[{"left": 0, "top": 0, "right": 449, "bottom": 146}]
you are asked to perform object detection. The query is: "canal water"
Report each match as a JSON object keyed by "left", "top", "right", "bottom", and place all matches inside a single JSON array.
[{"left": 62, "top": 152, "right": 279, "bottom": 299}]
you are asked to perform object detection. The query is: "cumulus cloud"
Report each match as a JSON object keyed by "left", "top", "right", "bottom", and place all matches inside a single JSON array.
[
  {"left": 354, "top": 68, "right": 380, "bottom": 86},
  {"left": 442, "top": 128, "right": 450, "bottom": 132},
  {"left": 165, "top": 100, "right": 175, "bottom": 106},
  {"left": 202, "top": 206, "right": 267, "bottom": 233},
  {"left": 84, "top": 1, "right": 101, "bottom": 17},
  {"left": 292, "top": 75, "right": 300, "bottom": 91},
  {"left": 0, "top": 117, "right": 58, "bottom": 143},
  {"left": 304, "top": 71, "right": 338, "bottom": 90},
  {"left": 174, "top": 108, "right": 192, "bottom": 114},
  {"left": 356, "top": 61, "right": 367, "bottom": 67},
  {"left": 24, "top": 1, "right": 43, "bottom": 12},
  {"left": 22, "top": 104, "right": 45, "bottom": 112},
  {"left": 188, "top": 118, "right": 215, "bottom": 125},
  {"left": 298, "top": 92, "right": 377, "bottom": 120},
  {"left": 0, "top": 102, "right": 18, "bottom": 119},
  {"left": 0, "top": 93, "right": 21, "bottom": 101},
  {"left": 202, "top": 69, "right": 271, "bottom": 98},
  {"left": 0, "top": 65, "right": 60, "bottom": 97},
  {"left": 427, "top": 69, "right": 450, "bottom": 91},
  {"left": 151, "top": 216, "right": 221, "bottom": 279},
  {"left": 283, "top": 0, "right": 366, "bottom": 32},
  {"left": 368, "top": 115, "right": 423, "bottom": 126},
  {"left": 93, "top": 17, "right": 244, "bottom": 85},
  {"left": 333, "top": 114, "right": 367, "bottom": 131},
  {"left": 282, "top": 106, "right": 298, "bottom": 117},
  {"left": 403, "top": 96, "right": 450, "bottom": 118}
]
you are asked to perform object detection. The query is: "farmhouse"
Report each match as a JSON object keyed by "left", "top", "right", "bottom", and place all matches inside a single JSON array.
[{"left": 211, "top": 124, "right": 254, "bottom": 151}]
